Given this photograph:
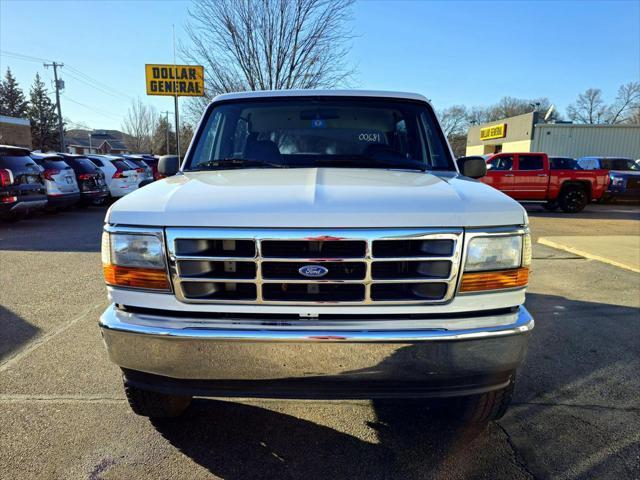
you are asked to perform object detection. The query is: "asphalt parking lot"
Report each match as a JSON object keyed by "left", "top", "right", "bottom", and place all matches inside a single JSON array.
[{"left": 1, "top": 204, "right": 639, "bottom": 480}]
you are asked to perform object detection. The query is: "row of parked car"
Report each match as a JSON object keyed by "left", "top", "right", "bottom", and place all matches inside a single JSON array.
[
  {"left": 0, "top": 144, "right": 162, "bottom": 222},
  {"left": 476, "top": 153, "right": 640, "bottom": 213}
]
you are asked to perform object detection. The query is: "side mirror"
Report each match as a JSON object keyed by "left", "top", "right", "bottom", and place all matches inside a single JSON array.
[
  {"left": 158, "top": 155, "right": 180, "bottom": 176},
  {"left": 458, "top": 156, "right": 487, "bottom": 179}
]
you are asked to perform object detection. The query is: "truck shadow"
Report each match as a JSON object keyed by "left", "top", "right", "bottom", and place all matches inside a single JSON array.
[
  {"left": 150, "top": 292, "right": 639, "bottom": 479},
  {"left": 152, "top": 399, "right": 497, "bottom": 480},
  {"left": 0, "top": 305, "right": 40, "bottom": 363}
]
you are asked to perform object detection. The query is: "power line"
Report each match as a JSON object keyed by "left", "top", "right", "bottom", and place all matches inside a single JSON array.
[
  {"left": 63, "top": 96, "right": 122, "bottom": 121},
  {"left": 1, "top": 49, "right": 134, "bottom": 103},
  {"left": 65, "top": 64, "right": 133, "bottom": 101},
  {"left": 0, "top": 49, "right": 51, "bottom": 64},
  {"left": 63, "top": 69, "right": 131, "bottom": 103}
]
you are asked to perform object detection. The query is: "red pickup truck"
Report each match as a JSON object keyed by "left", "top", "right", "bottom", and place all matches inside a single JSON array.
[{"left": 479, "top": 152, "right": 609, "bottom": 213}]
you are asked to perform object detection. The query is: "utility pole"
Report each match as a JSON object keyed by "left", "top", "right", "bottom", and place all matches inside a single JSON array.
[
  {"left": 161, "top": 110, "right": 171, "bottom": 155},
  {"left": 44, "top": 61, "right": 65, "bottom": 151},
  {"left": 173, "top": 24, "right": 181, "bottom": 158}
]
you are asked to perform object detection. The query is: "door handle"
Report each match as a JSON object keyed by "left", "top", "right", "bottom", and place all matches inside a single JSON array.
[
  {"left": 504, "top": 174, "right": 514, "bottom": 177},
  {"left": 536, "top": 174, "right": 548, "bottom": 177}
]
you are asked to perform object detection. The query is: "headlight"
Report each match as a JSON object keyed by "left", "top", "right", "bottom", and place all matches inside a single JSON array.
[
  {"left": 460, "top": 232, "right": 530, "bottom": 293},
  {"left": 465, "top": 235, "right": 522, "bottom": 271},
  {"left": 609, "top": 175, "right": 625, "bottom": 187},
  {"left": 102, "top": 231, "right": 170, "bottom": 291}
]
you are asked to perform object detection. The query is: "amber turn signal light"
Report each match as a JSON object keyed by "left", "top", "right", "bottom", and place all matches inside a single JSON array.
[
  {"left": 459, "top": 268, "right": 529, "bottom": 293},
  {"left": 103, "top": 264, "right": 170, "bottom": 291}
]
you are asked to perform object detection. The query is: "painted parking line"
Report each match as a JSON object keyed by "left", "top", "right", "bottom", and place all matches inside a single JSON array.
[{"left": 538, "top": 236, "right": 640, "bottom": 273}]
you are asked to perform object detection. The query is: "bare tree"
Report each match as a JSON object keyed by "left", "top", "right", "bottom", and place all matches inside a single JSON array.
[
  {"left": 438, "top": 105, "right": 469, "bottom": 158},
  {"left": 627, "top": 106, "right": 640, "bottom": 125},
  {"left": 607, "top": 82, "right": 640, "bottom": 124},
  {"left": 122, "top": 98, "right": 158, "bottom": 153},
  {"left": 181, "top": 0, "right": 355, "bottom": 119},
  {"left": 467, "top": 106, "right": 492, "bottom": 126},
  {"left": 438, "top": 105, "right": 468, "bottom": 137},
  {"left": 566, "top": 88, "right": 609, "bottom": 124}
]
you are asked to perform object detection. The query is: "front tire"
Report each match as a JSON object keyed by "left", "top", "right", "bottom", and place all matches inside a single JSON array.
[
  {"left": 451, "top": 376, "right": 515, "bottom": 423},
  {"left": 559, "top": 186, "right": 588, "bottom": 213},
  {"left": 124, "top": 381, "right": 192, "bottom": 418}
]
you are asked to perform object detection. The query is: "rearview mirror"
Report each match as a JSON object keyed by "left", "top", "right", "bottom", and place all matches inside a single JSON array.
[
  {"left": 158, "top": 155, "right": 180, "bottom": 176},
  {"left": 457, "top": 156, "right": 487, "bottom": 179}
]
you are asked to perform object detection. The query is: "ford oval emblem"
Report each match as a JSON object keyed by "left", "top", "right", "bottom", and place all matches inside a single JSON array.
[{"left": 298, "top": 265, "right": 329, "bottom": 278}]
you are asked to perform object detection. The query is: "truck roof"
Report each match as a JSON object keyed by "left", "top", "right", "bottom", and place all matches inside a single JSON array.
[{"left": 212, "top": 89, "right": 430, "bottom": 104}]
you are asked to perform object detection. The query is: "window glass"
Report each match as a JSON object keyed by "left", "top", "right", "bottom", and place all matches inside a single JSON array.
[
  {"left": 600, "top": 158, "right": 639, "bottom": 171},
  {"left": 112, "top": 160, "right": 131, "bottom": 171},
  {"left": 489, "top": 156, "right": 513, "bottom": 171},
  {"left": 550, "top": 158, "right": 580, "bottom": 170},
  {"left": 188, "top": 97, "right": 454, "bottom": 171},
  {"left": 88, "top": 158, "right": 104, "bottom": 167},
  {"left": 0, "top": 154, "right": 37, "bottom": 169},
  {"left": 64, "top": 157, "right": 99, "bottom": 173},
  {"left": 518, "top": 155, "right": 544, "bottom": 170},
  {"left": 578, "top": 159, "right": 591, "bottom": 169}
]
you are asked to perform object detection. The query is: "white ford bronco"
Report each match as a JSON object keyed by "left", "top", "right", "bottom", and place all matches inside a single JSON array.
[{"left": 100, "top": 90, "right": 533, "bottom": 422}]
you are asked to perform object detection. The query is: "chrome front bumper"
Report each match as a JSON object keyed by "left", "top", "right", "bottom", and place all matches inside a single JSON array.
[{"left": 100, "top": 305, "right": 534, "bottom": 399}]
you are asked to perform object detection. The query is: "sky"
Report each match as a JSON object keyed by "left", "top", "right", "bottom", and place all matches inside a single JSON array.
[{"left": 1, "top": 0, "right": 639, "bottom": 131}]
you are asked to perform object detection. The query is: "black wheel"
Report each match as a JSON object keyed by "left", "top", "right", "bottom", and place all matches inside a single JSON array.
[
  {"left": 124, "top": 381, "right": 191, "bottom": 418},
  {"left": 451, "top": 375, "right": 515, "bottom": 423},
  {"left": 542, "top": 201, "right": 559, "bottom": 211},
  {"left": 559, "top": 186, "right": 588, "bottom": 213}
]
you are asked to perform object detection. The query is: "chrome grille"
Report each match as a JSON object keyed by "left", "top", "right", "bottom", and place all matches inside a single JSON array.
[{"left": 166, "top": 228, "right": 463, "bottom": 305}]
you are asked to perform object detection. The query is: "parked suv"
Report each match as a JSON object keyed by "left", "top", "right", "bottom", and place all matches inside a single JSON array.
[
  {"left": 100, "top": 90, "right": 534, "bottom": 423},
  {"left": 0, "top": 145, "right": 47, "bottom": 221},
  {"left": 124, "top": 155, "right": 154, "bottom": 183},
  {"left": 87, "top": 155, "right": 139, "bottom": 199},
  {"left": 57, "top": 153, "right": 109, "bottom": 205},
  {"left": 577, "top": 156, "right": 640, "bottom": 201},
  {"left": 30, "top": 152, "right": 80, "bottom": 210}
]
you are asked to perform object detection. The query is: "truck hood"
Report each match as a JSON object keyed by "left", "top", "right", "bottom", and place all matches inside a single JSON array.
[
  {"left": 609, "top": 170, "right": 640, "bottom": 176},
  {"left": 106, "top": 168, "right": 526, "bottom": 228}
]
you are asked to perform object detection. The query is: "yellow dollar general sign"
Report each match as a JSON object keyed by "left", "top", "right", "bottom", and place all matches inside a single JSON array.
[
  {"left": 480, "top": 123, "right": 507, "bottom": 141},
  {"left": 145, "top": 64, "right": 204, "bottom": 97}
]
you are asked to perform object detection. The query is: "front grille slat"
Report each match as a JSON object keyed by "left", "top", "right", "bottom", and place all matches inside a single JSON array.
[{"left": 167, "top": 229, "right": 462, "bottom": 305}]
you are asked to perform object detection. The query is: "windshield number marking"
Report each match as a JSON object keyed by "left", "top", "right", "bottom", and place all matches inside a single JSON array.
[{"left": 358, "top": 133, "right": 381, "bottom": 142}]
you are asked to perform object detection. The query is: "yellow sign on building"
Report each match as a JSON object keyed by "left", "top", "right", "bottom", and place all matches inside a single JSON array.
[
  {"left": 480, "top": 123, "right": 507, "bottom": 141},
  {"left": 145, "top": 64, "right": 204, "bottom": 97}
]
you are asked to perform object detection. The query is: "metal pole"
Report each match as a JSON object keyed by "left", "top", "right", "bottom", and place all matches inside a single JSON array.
[
  {"left": 44, "top": 61, "right": 65, "bottom": 151},
  {"left": 89, "top": 133, "right": 92, "bottom": 153},
  {"left": 174, "top": 97, "right": 180, "bottom": 157},
  {"left": 173, "top": 25, "right": 180, "bottom": 158},
  {"left": 161, "top": 110, "right": 170, "bottom": 154}
]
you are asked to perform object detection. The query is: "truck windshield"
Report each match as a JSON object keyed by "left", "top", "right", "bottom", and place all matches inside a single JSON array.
[
  {"left": 600, "top": 158, "right": 639, "bottom": 171},
  {"left": 186, "top": 97, "right": 454, "bottom": 172}
]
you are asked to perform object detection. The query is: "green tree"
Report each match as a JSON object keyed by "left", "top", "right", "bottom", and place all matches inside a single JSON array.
[
  {"left": 0, "top": 67, "right": 29, "bottom": 118},
  {"left": 28, "top": 73, "right": 61, "bottom": 151},
  {"left": 179, "top": 123, "right": 195, "bottom": 153},
  {"left": 151, "top": 115, "right": 176, "bottom": 155}
]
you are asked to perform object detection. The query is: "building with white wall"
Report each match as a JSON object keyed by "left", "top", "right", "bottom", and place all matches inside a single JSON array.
[{"left": 466, "top": 113, "right": 640, "bottom": 159}]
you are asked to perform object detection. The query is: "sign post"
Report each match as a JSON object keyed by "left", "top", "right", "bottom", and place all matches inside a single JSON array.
[{"left": 145, "top": 64, "right": 204, "bottom": 156}]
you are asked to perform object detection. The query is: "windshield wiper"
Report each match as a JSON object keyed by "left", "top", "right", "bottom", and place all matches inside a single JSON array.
[
  {"left": 193, "top": 158, "right": 287, "bottom": 170},
  {"left": 314, "top": 157, "right": 428, "bottom": 171}
]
